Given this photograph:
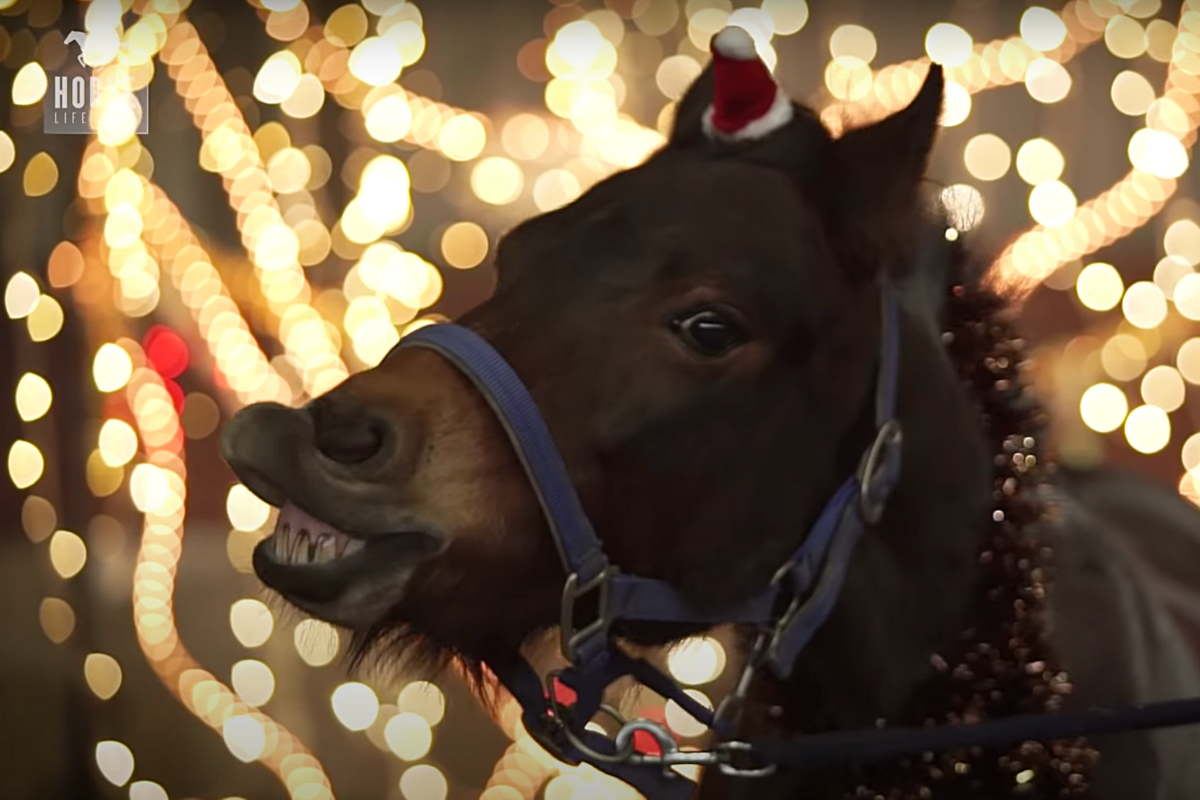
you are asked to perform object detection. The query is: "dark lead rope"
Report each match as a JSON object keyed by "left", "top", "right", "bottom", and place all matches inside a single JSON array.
[
  {"left": 750, "top": 696, "right": 1200, "bottom": 769},
  {"left": 396, "top": 282, "right": 1200, "bottom": 798}
]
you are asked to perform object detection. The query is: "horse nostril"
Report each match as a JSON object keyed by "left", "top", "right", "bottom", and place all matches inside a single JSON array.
[{"left": 309, "top": 400, "right": 391, "bottom": 465}]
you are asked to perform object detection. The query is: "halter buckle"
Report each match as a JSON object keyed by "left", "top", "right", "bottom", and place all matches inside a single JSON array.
[
  {"left": 715, "top": 741, "right": 779, "bottom": 778},
  {"left": 615, "top": 723, "right": 777, "bottom": 779},
  {"left": 560, "top": 566, "right": 618, "bottom": 663},
  {"left": 857, "top": 419, "right": 903, "bottom": 526}
]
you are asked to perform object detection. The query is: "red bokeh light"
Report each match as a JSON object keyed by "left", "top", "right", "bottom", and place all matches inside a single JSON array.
[
  {"left": 144, "top": 325, "right": 190, "bottom": 379},
  {"left": 163, "top": 378, "right": 185, "bottom": 413}
]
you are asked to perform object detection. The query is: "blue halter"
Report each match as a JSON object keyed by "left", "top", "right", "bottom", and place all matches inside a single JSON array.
[{"left": 396, "top": 283, "right": 903, "bottom": 799}]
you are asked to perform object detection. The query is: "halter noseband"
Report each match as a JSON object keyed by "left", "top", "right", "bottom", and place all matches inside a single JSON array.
[{"left": 397, "top": 283, "right": 903, "bottom": 799}]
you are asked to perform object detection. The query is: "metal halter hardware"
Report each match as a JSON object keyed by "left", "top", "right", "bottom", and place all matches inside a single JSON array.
[
  {"left": 560, "top": 566, "right": 618, "bottom": 664},
  {"left": 395, "top": 282, "right": 1200, "bottom": 798}
]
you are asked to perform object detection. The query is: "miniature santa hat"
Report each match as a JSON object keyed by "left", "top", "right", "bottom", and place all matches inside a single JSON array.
[{"left": 703, "top": 26, "right": 794, "bottom": 142}]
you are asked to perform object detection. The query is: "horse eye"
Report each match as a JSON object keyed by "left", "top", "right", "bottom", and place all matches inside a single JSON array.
[{"left": 671, "top": 309, "right": 747, "bottom": 357}]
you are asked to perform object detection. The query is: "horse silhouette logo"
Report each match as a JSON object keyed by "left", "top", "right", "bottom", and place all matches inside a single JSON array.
[
  {"left": 64, "top": 30, "right": 87, "bottom": 67},
  {"left": 43, "top": 29, "right": 150, "bottom": 135}
]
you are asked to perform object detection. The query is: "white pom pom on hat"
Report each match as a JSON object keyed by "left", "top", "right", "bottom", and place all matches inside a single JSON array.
[
  {"left": 702, "top": 26, "right": 794, "bottom": 143},
  {"left": 712, "top": 25, "right": 760, "bottom": 59}
]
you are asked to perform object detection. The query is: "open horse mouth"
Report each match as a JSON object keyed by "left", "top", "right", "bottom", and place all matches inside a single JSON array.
[
  {"left": 222, "top": 402, "right": 446, "bottom": 628},
  {"left": 251, "top": 501, "right": 442, "bottom": 624}
]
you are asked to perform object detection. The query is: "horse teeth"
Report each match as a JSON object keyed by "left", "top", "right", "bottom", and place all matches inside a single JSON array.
[
  {"left": 273, "top": 523, "right": 290, "bottom": 559},
  {"left": 294, "top": 528, "right": 309, "bottom": 561},
  {"left": 269, "top": 513, "right": 365, "bottom": 565},
  {"left": 313, "top": 534, "right": 338, "bottom": 564}
]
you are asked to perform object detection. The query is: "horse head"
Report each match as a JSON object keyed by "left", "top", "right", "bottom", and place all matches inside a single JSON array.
[{"left": 222, "top": 25, "right": 992, "bottom": 769}]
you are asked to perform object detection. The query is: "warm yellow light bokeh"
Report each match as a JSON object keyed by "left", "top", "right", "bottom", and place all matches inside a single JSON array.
[
  {"left": 1080, "top": 383, "right": 1129, "bottom": 433},
  {"left": 1025, "top": 58, "right": 1071, "bottom": 104},
  {"left": 15, "top": 373, "right": 52, "bottom": 422},
  {"left": 294, "top": 619, "right": 340, "bottom": 667},
  {"left": 440, "top": 222, "right": 490, "bottom": 269},
  {"left": 49, "top": 529, "right": 88, "bottom": 579},
  {"left": 12, "top": 62, "right": 47, "bottom": 106},
  {"left": 95, "top": 741, "right": 135, "bottom": 787},
  {"left": 667, "top": 636, "right": 728, "bottom": 685},
  {"left": 964, "top": 134, "right": 1011, "bottom": 182},
  {"left": 229, "top": 598, "right": 274, "bottom": 648},
  {"left": 85, "top": 653, "right": 124, "bottom": 700},
  {"left": 1020, "top": 6, "right": 1067, "bottom": 51},
  {"left": 1016, "top": 139, "right": 1065, "bottom": 185},
  {"left": 1076, "top": 262, "right": 1125, "bottom": 311},
  {"left": 400, "top": 765, "right": 449, "bottom": 800},
  {"left": 1125, "top": 405, "right": 1171, "bottom": 454},
  {"left": 925, "top": 23, "right": 973, "bottom": 67},
  {"left": 331, "top": 682, "right": 380, "bottom": 731},
  {"left": 8, "top": 440, "right": 44, "bottom": 489},
  {"left": 1111, "top": 70, "right": 1156, "bottom": 116},
  {"left": 1142, "top": 366, "right": 1186, "bottom": 413}
]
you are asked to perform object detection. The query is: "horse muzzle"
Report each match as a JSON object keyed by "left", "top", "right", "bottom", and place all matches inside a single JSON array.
[{"left": 221, "top": 401, "right": 446, "bottom": 628}]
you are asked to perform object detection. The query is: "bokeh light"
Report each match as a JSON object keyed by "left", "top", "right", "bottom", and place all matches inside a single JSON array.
[
  {"left": 1020, "top": 7, "right": 1067, "bottom": 51},
  {"left": 1028, "top": 181, "right": 1077, "bottom": 227},
  {"left": 1025, "top": 59, "right": 1071, "bottom": 104},
  {"left": 1125, "top": 405, "right": 1171, "bottom": 454},
  {"left": 95, "top": 741, "right": 135, "bottom": 787},
  {"left": 667, "top": 637, "right": 727, "bottom": 685},
  {"left": 1016, "top": 139, "right": 1065, "bottom": 185},
  {"left": 925, "top": 23, "right": 973, "bottom": 67},
  {"left": 294, "top": 619, "right": 341, "bottom": 667},
  {"left": 331, "top": 682, "right": 380, "bottom": 731},
  {"left": 15, "top": 373, "right": 52, "bottom": 422},
  {"left": 8, "top": 440, "right": 44, "bottom": 490},
  {"left": 1080, "top": 383, "right": 1129, "bottom": 433},
  {"left": 964, "top": 134, "right": 1011, "bottom": 182},
  {"left": 1142, "top": 366, "right": 1186, "bottom": 413},
  {"left": 1122, "top": 282, "right": 1167, "bottom": 329},
  {"left": 231, "top": 660, "right": 276, "bottom": 707},
  {"left": 229, "top": 599, "right": 274, "bottom": 648},
  {"left": 1076, "top": 262, "right": 1125, "bottom": 311},
  {"left": 440, "top": 222, "right": 489, "bottom": 269},
  {"left": 85, "top": 653, "right": 123, "bottom": 701},
  {"left": 1111, "top": 70, "right": 1156, "bottom": 116},
  {"left": 400, "top": 765, "right": 449, "bottom": 800}
]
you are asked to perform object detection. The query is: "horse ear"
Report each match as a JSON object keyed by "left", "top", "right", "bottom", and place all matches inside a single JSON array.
[
  {"left": 668, "top": 63, "right": 715, "bottom": 146},
  {"left": 827, "top": 65, "right": 945, "bottom": 278}
]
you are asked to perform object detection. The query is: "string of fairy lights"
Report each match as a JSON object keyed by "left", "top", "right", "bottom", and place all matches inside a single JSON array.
[{"left": 4, "top": 0, "right": 1200, "bottom": 798}]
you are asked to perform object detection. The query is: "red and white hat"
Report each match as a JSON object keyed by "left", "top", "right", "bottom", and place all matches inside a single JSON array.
[{"left": 702, "top": 26, "right": 793, "bottom": 142}]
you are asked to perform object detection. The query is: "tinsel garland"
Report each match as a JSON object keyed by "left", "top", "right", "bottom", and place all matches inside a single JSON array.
[{"left": 790, "top": 280, "right": 1100, "bottom": 800}]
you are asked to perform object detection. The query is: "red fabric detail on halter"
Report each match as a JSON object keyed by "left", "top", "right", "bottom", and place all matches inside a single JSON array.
[
  {"left": 710, "top": 50, "right": 777, "bottom": 134},
  {"left": 551, "top": 678, "right": 577, "bottom": 706}
]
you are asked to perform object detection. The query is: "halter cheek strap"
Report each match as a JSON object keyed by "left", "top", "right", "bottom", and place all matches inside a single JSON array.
[{"left": 395, "top": 283, "right": 902, "bottom": 797}]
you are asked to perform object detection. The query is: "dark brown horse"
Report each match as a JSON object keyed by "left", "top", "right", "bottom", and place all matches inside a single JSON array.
[{"left": 222, "top": 28, "right": 1200, "bottom": 800}]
